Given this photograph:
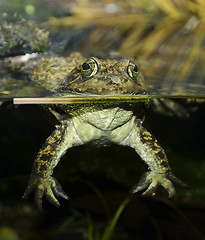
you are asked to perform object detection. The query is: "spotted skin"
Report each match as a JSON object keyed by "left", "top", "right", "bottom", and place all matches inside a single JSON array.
[
  {"left": 34, "top": 125, "right": 67, "bottom": 176},
  {"left": 139, "top": 124, "right": 170, "bottom": 172},
  {"left": 122, "top": 119, "right": 188, "bottom": 198},
  {"left": 23, "top": 53, "right": 189, "bottom": 209}
]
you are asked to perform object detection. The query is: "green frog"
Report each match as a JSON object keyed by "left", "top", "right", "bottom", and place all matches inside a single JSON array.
[{"left": 23, "top": 52, "right": 189, "bottom": 209}]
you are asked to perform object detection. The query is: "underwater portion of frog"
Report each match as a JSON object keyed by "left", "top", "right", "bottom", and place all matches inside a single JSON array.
[{"left": 23, "top": 52, "right": 189, "bottom": 209}]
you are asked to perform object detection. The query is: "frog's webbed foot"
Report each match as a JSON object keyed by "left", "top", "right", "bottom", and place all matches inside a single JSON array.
[
  {"left": 131, "top": 171, "right": 189, "bottom": 199},
  {"left": 23, "top": 175, "right": 69, "bottom": 210}
]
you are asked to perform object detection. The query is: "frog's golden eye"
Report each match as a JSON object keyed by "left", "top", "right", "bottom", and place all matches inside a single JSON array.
[
  {"left": 81, "top": 58, "right": 99, "bottom": 78},
  {"left": 127, "top": 61, "right": 139, "bottom": 81}
]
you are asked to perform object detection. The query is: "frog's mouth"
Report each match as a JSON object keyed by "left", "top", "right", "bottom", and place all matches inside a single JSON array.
[{"left": 62, "top": 75, "right": 146, "bottom": 96}]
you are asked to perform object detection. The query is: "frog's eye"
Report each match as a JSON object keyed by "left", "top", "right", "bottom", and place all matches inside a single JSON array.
[
  {"left": 127, "top": 61, "right": 139, "bottom": 81},
  {"left": 81, "top": 57, "right": 99, "bottom": 78}
]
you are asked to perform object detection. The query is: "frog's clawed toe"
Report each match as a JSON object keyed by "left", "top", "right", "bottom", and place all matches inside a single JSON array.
[
  {"left": 166, "top": 172, "right": 190, "bottom": 190},
  {"left": 23, "top": 175, "right": 69, "bottom": 210},
  {"left": 131, "top": 171, "right": 189, "bottom": 199}
]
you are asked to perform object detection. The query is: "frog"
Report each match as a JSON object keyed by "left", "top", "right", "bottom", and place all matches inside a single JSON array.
[{"left": 23, "top": 52, "right": 189, "bottom": 209}]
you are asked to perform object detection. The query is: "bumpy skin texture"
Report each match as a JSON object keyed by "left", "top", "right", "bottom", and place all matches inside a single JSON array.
[{"left": 23, "top": 52, "right": 189, "bottom": 209}]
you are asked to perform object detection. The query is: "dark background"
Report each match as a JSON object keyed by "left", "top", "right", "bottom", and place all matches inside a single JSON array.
[{"left": 0, "top": 101, "right": 205, "bottom": 240}]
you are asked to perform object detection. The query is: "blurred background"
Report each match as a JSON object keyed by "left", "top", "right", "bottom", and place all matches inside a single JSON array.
[{"left": 0, "top": 0, "right": 205, "bottom": 239}]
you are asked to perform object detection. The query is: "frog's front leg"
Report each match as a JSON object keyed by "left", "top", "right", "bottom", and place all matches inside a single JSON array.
[
  {"left": 23, "top": 119, "right": 83, "bottom": 209},
  {"left": 120, "top": 119, "right": 189, "bottom": 198}
]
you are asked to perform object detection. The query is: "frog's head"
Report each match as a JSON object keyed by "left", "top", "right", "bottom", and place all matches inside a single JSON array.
[{"left": 62, "top": 57, "right": 146, "bottom": 95}]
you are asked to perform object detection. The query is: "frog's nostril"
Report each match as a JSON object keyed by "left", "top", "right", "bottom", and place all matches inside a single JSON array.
[
  {"left": 110, "top": 75, "right": 121, "bottom": 84},
  {"left": 102, "top": 75, "right": 121, "bottom": 84}
]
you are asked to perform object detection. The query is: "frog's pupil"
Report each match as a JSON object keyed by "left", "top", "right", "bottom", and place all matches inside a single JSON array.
[
  {"left": 82, "top": 62, "right": 90, "bottom": 70},
  {"left": 133, "top": 65, "right": 138, "bottom": 72}
]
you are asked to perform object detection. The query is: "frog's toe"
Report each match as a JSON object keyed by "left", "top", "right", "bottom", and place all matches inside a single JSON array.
[
  {"left": 52, "top": 178, "right": 69, "bottom": 200},
  {"left": 22, "top": 185, "right": 33, "bottom": 200},
  {"left": 167, "top": 172, "right": 190, "bottom": 190},
  {"left": 23, "top": 175, "right": 69, "bottom": 210},
  {"left": 35, "top": 183, "right": 45, "bottom": 210},
  {"left": 141, "top": 180, "right": 160, "bottom": 197},
  {"left": 38, "top": 176, "right": 68, "bottom": 209},
  {"left": 131, "top": 171, "right": 189, "bottom": 198},
  {"left": 131, "top": 171, "right": 161, "bottom": 197},
  {"left": 155, "top": 177, "right": 176, "bottom": 199},
  {"left": 45, "top": 185, "right": 61, "bottom": 208},
  {"left": 130, "top": 171, "right": 152, "bottom": 194}
]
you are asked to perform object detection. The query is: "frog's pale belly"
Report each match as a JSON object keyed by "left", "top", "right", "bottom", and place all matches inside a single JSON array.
[
  {"left": 78, "top": 107, "right": 133, "bottom": 130},
  {"left": 71, "top": 108, "right": 134, "bottom": 145}
]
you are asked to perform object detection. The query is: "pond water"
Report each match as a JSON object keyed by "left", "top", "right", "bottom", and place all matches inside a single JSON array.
[{"left": 0, "top": 1, "right": 205, "bottom": 240}]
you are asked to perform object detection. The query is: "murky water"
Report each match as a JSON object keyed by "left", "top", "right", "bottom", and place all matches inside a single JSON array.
[{"left": 0, "top": 1, "right": 205, "bottom": 239}]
